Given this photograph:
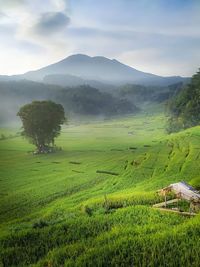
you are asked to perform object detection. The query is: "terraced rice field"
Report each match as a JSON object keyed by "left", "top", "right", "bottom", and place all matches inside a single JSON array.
[{"left": 0, "top": 108, "right": 200, "bottom": 266}]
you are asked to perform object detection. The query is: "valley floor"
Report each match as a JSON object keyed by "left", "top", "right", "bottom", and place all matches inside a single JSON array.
[{"left": 0, "top": 107, "right": 200, "bottom": 266}]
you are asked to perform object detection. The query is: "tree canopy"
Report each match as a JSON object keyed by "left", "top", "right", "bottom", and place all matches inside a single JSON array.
[
  {"left": 167, "top": 69, "right": 200, "bottom": 133},
  {"left": 17, "top": 101, "right": 65, "bottom": 153}
]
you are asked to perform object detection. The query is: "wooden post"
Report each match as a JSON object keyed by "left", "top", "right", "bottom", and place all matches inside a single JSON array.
[
  {"left": 189, "top": 201, "right": 192, "bottom": 214},
  {"left": 177, "top": 192, "right": 181, "bottom": 211}
]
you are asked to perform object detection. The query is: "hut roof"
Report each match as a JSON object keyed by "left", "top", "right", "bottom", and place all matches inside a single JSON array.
[{"left": 161, "top": 181, "right": 200, "bottom": 201}]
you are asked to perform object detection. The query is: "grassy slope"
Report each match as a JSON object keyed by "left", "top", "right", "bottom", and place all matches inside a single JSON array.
[{"left": 0, "top": 107, "right": 200, "bottom": 266}]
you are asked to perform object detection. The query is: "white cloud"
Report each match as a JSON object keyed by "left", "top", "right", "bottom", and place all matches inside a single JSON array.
[
  {"left": 0, "top": 0, "right": 72, "bottom": 74},
  {"left": 0, "top": 0, "right": 199, "bottom": 76}
]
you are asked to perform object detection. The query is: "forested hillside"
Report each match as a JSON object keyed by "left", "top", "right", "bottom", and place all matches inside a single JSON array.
[
  {"left": 167, "top": 70, "right": 200, "bottom": 132},
  {"left": 0, "top": 81, "right": 137, "bottom": 124}
]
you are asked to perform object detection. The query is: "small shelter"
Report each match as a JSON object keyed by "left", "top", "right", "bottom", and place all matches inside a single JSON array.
[{"left": 154, "top": 181, "right": 200, "bottom": 214}]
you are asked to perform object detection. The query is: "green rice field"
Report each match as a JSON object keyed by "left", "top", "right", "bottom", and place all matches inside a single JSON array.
[{"left": 0, "top": 107, "right": 200, "bottom": 267}]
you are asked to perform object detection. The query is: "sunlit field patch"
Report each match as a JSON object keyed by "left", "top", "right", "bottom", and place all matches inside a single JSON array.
[{"left": 0, "top": 108, "right": 200, "bottom": 266}]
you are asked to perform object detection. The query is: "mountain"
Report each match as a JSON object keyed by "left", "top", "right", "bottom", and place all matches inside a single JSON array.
[
  {"left": 0, "top": 54, "right": 189, "bottom": 86},
  {"left": 43, "top": 74, "right": 116, "bottom": 91}
]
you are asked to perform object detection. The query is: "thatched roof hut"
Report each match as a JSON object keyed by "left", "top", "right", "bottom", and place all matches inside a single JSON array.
[
  {"left": 158, "top": 181, "right": 200, "bottom": 201},
  {"left": 155, "top": 181, "right": 200, "bottom": 214}
]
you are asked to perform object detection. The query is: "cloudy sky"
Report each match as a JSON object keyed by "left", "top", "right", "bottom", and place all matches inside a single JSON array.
[{"left": 0, "top": 0, "right": 200, "bottom": 76}]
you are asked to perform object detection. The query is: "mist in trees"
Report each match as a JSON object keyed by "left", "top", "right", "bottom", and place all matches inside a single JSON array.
[
  {"left": 0, "top": 81, "right": 138, "bottom": 124},
  {"left": 167, "top": 69, "right": 200, "bottom": 133}
]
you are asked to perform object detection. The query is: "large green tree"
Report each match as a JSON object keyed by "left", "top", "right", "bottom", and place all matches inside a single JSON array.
[
  {"left": 167, "top": 69, "right": 200, "bottom": 133},
  {"left": 17, "top": 101, "right": 65, "bottom": 153}
]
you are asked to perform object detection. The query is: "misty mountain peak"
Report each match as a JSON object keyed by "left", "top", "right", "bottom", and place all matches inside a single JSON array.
[
  {"left": 64, "top": 54, "right": 91, "bottom": 61},
  {"left": 12, "top": 53, "right": 189, "bottom": 86}
]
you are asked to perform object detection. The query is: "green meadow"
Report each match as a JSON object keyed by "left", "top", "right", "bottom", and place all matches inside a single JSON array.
[{"left": 0, "top": 106, "right": 200, "bottom": 267}]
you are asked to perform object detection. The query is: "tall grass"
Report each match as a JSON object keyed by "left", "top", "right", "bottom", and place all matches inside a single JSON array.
[
  {"left": 1, "top": 206, "right": 196, "bottom": 267},
  {"left": 0, "top": 109, "right": 200, "bottom": 266}
]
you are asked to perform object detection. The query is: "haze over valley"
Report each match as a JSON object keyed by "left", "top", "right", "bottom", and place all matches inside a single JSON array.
[
  {"left": 0, "top": 1, "right": 200, "bottom": 267},
  {"left": 0, "top": 54, "right": 189, "bottom": 125}
]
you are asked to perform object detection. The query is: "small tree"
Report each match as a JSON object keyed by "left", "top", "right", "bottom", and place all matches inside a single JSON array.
[{"left": 17, "top": 101, "right": 65, "bottom": 153}]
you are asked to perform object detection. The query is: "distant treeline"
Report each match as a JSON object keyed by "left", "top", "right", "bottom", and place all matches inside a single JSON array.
[
  {"left": 118, "top": 83, "right": 183, "bottom": 103},
  {"left": 0, "top": 79, "right": 183, "bottom": 124},
  {"left": 0, "top": 80, "right": 137, "bottom": 124}
]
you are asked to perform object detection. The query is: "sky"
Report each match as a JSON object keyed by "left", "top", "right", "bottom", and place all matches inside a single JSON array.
[{"left": 0, "top": 0, "right": 200, "bottom": 76}]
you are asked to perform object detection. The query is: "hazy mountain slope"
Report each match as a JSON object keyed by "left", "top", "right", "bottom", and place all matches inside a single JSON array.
[
  {"left": 10, "top": 54, "right": 189, "bottom": 86},
  {"left": 43, "top": 73, "right": 116, "bottom": 91}
]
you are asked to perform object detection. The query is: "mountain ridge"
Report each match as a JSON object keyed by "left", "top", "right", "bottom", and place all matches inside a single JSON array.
[{"left": 0, "top": 54, "right": 190, "bottom": 87}]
